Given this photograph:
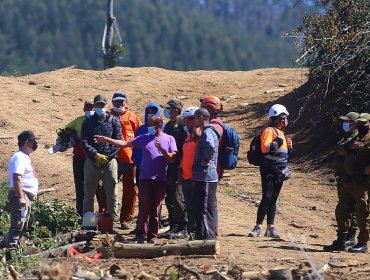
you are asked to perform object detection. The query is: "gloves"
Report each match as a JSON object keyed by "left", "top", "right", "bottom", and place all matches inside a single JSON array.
[{"left": 95, "top": 153, "right": 109, "bottom": 166}]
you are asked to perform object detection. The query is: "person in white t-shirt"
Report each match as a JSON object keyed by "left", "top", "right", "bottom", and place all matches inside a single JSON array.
[{"left": 1, "top": 130, "right": 39, "bottom": 248}]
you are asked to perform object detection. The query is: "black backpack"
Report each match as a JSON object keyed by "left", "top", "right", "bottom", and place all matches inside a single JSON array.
[{"left": 247, "top": 128, "right": 277, "bottom": 166}]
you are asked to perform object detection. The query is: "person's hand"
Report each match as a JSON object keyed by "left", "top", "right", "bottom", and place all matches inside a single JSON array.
[
  {"left": 201, "top": 161, "right": 210, "bottom": 168},
  {"left": 18, "top": 197, "right": 26, "bottom": 208},
  {"left": 365, "top": 166, "right": 370, "bottom": 175},
  {"left": 95, "top": 153, "right": 109, "bottom": 165},
  {"left": 350, "top": 141, "right": 364, "bottom": 149},
  {"left": 94, "top": 135, "right": 106, "bottom": 143},
  {"left": 286, "top": 137, "right": 293, "bottom": 149}
]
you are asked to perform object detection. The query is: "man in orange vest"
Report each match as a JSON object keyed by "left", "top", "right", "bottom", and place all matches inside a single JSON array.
[{"left": 110, "top": 91, "right": 142, "bottom": 229}]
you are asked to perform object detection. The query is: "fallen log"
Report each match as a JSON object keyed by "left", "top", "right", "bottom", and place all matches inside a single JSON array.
[
  {"left": 112, "top": 240, "right": 219, "bottom": 259},
  {"left": 269, "top": 267, "right": 293, "bottom": 280},
  {"left": 37, "top": 187, "right": 58, "bottom": 196}
]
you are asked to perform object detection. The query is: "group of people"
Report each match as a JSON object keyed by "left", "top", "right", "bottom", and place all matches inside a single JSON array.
[
  {"left": 2, "top": 92, "right": 368, "bottom": 252},
  {"left": 323, "top": 112, "right": 370, "bottom": 253}
]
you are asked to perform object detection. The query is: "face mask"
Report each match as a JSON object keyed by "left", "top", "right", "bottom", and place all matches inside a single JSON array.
[
  {"left": 164, "top": 108, "right": 171, "bottom": 119},
  {"left": 95, "top": 108, "right": 106, "bottom": 116},
  {"left": 31, "top": 141, "right": 38, "bottom": 151},
  {"left": 284, "top": 118, "right": 288, "bottom": 127},
  {"left": 358, "top": 124, "right": 369, "bottom": 135},
  {"left": 85, "top": 111, "right": 94, "bottom": 118},
  {"left": 113, "top": 106, "right": 125, "bottom": 114},
  {"left": 147, "top": 113, "right": 154, "bottom": 121},
  {"left": 342, "top": 122, "right": 351, "bottom": 132},
  {"left": 147, "top": 126, "right": 157, "bottom": 135}
]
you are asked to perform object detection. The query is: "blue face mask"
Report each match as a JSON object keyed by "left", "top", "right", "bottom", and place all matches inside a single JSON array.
[
  {"left": 95, "top": 108, "right": 106, "bottom": 116},
  {"left": 148, "top": 126, "right": 157, "bottom": 135},
  {"left": 164, "top": 108, "right": 171, "bottom": 119},
  {"left": 85, "top": 111, "right": 94, "bottom": 118},
  {"left": 342, "top": 122, "right": 351, "bottom": 132}
]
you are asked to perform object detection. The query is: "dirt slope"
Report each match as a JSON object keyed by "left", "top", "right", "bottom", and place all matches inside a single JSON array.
[{"left": 0, "top": 67, "right": 368, "bottom": 279}]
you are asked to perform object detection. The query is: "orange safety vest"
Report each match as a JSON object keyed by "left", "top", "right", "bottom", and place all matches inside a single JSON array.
[{"left": 111, "top": 108, "right": 142, "bottom": 163}]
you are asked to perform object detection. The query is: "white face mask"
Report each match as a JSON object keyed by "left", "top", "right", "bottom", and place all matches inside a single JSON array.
[
  {"left": 164, "top": 108, "right": 171, "bottom": 119},
  {"left": 85, "top": 111, "right": 94, "bottom": 118},
  {"left": 284, "top": 118, "right": 288, "bottom": 127},
  {"left": 147, "top": 113, "right": 154, "bottom": 121},
  {"left": 95, "top": 108, "right": 106, "bottom": 116},
  {"left": 113, "top": 106, "right": 125, "bottom": 114}
]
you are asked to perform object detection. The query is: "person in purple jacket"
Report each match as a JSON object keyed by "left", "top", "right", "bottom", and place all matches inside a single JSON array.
[{"left": 94, "top": 115, "right": 177, "bottom": 243}]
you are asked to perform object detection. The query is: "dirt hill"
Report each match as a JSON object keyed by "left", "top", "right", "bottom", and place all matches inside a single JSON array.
[{"left": 0, "top": 67, "right": 368, "bottom": 279}]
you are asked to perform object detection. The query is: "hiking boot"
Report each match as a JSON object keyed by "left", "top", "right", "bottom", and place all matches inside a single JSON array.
[
  {"left": 121, "top": 222, "right": 132, "bottom": 230},
  {"left": 323, "top": 238, "right": 346, "bottom": 252},
  {"left": 264, "top": 227, "right": 281, "bottom": 239},
  {"left": 248, "top": 226, "right": 261, "bottom": 237},
  {"left": 159, "top": 225, "right": 178, "bottom": 238},
  {"left": 170, "top": 229, "right": 189, "bottom": 240},
  {"left": 134, "top": 236, "right": 145, "bottom": 244},
  {"left": 147, "top": 238, "right": 157, "bottom": 244},
  {"left": 348, "top": 243, "right": 368, "bottom": 253},
  {"left": 344, "top": 228, "right": 356, "bottom": 247}
]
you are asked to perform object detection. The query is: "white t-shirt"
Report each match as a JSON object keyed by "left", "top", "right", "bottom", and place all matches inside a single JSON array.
[{"left": 8, "top": 150, "right": 39, "bottom": 196}]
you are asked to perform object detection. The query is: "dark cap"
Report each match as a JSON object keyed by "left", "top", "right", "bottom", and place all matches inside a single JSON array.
[
  {"left": 339, "top": 112, "right": 359, "bottom": 121},
  {"left": 112, "top": 91, "right": 127, "bottom": 101},
  {"left": 357, "top": 113, "right": 370, "bottom": 122},
  {"left": 93, "top": 94, "right": 107, "bottom": 105},
  {"left": 18, "top": 130, "right": 37, "bottom": 142},
  {"left": 84, "top": 100, "right": 94, "bottom": 105},
  {"left": 163, "top": 98, "right": 183, "bottom": 110}
]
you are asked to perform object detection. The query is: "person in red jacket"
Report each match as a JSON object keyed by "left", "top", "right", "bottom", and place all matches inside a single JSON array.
[{"left": 110, "top": 91, "right": 142, "bottom": 229}]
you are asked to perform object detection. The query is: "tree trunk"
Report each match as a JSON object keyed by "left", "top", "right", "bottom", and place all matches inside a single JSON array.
[{"left": 112, "top": 240, "right": 220, "bottom": 259}]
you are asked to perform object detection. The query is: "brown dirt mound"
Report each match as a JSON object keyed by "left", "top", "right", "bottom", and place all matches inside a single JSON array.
[{"left": 0, "top": 66, "right": 368, "bottom": 279}]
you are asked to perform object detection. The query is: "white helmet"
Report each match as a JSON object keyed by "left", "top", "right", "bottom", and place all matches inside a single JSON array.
[
  {"left": 268, "top": 104, "right": 289, "bottom": 118},
  {"left": 182, "top": 106, "right": 199, "bottom": 118}
]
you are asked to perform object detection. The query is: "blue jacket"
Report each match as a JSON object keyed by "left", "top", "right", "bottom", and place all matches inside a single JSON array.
[
  {"left": 132, "top": 102, "right": 161, "bottom": 168},
  {"left": 192, "top": 125, "right": 220, "bottom": 182}
]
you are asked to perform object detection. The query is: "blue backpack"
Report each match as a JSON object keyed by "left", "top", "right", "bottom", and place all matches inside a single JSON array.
[{"left": 212, "top": 121, "right": 240, "bottom": 170}]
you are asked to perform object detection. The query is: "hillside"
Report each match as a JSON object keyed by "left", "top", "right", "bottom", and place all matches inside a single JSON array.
[{"left": 0, "top": 67, "right": 368, "bottom": 279}]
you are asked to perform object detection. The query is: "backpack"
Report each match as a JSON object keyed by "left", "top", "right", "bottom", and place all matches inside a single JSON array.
[
  {"left": 247, "top": 127, "right": 277, "bottom": 166},
  {"left": 211, "top": 121, "right": 240, "bottom": 170}
]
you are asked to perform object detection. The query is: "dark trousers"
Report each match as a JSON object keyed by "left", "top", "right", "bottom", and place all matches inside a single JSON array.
[
  {"left": 194, "top": 181, "right": 218, "bottom": 240},
  {"left": 73, "top": 155, "right": 85, "bottom": 217},
  {"left": 165, "top": 163, "right": 187, "bottom": 230},
  {"left": 136, "top": 180, "right": 167, "bottom": 240},
  {"left": 335, "top": 180, "right": 369, "bottom": 244},
  {"left": 182, "top": 179, "right": 196, "bottom": 233},
  {"left": 256, "top": 164, "right": 283, "bottom": 225}
]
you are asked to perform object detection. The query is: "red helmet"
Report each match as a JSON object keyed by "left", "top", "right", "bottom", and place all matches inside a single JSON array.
[{"left": 200, "top": 96, "right": 223, "bottom": 111}]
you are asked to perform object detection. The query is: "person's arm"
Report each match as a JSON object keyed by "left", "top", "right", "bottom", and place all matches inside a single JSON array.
[
  {"left": 81, "top": 118, "right": 97, "bottom": 158},
  {"left": 13, "top": 173, "right": 26, "bottom": 207},
  {"left": 94, "top": 135, "right": 132, "bottom": 148},
  {"left": 155, "top": 137, "right": 176, "bottom": 163},
  {"left": 201, "top": 131, "right": 216, "bottom": 167}
]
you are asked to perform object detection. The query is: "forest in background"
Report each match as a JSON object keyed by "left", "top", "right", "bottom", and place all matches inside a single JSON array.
[{"left": 0, "top": 0, "right": 315, "bottom": 74}]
